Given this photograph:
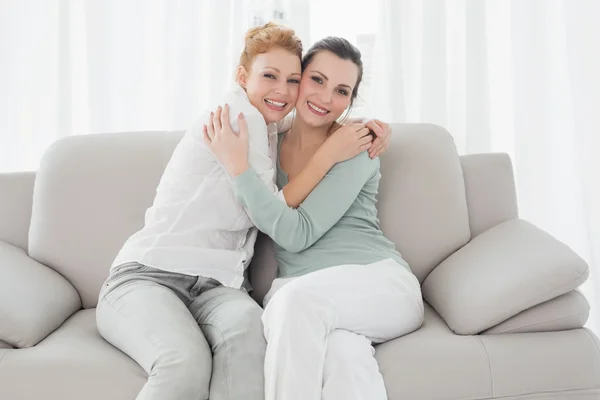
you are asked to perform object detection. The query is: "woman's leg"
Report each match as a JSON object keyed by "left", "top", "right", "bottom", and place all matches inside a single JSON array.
[
  {"left": 189, "top": 283, "right": 266, "bottom": 400},
  {"left": 321, "top": 329, "right": 387, "bottom": 400},
  {"left": 96, "top": 269, "right": 213, "bottom": 400},
  {"left": 262, "top": 259, "right": 424, "bottom": 400}
]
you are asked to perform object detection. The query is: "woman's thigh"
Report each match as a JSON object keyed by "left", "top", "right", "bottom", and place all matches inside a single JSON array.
[
  {"left": 266, "top": 259, "right": 424, "bottom": 343},
  {"left": 96, "top": 278, "right": 212, "bottom": 375}
]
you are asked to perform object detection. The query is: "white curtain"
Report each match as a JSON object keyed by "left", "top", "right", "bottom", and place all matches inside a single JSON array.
[
  {"left": 368, "top": 0, "right": 600, "bottom": 331},
  {"left": 0, "top": 0, "right": 304, "bottom": 172}
]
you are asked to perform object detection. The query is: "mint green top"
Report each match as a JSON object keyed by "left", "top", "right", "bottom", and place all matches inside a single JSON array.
[{"left": 231, "top": 133, "right": 409, "bottom": 278}]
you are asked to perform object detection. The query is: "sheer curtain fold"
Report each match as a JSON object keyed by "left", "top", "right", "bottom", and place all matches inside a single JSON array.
[
  {"left": 369, "top": 0, "right": 600, "bottom": 332},
  {"left": 0, "top": 0, "right": 269, "bottom": 171}
]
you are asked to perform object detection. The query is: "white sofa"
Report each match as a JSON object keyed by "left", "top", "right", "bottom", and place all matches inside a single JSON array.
[{"left": 0, "top": 124, "right": 598, "bottom": 399}]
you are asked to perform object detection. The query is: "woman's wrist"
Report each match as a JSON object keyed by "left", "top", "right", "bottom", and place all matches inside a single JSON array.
[
  {"left": 313, "top": 144, "right": 337, "bottom": 170},
  {"left": 226, "top": 160, "right": 250, "bottom": 177}
]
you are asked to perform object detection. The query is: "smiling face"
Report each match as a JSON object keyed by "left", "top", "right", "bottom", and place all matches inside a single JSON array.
[
  {"left": 295, "top": 50, "right": 359, "bottom": 128},
  {"left": 237, "top": 47, "right": 302, "bottom": 124}
]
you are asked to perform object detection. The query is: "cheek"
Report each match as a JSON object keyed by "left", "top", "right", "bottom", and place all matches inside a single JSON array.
[
  {"left": 297, "top": 80, "right": 314, "bottom": 100},
  {"left": 246, "top": 78, "right": 270, "bottom": 102},
  {"left": 244, "top": 80, "right": 258, "bottom": 102},
  {"left": 331, "top": 96, "right": 352, "bottom": 117},
  {"left": 288, "top": 85, "right": 300, "bottom": 102}
]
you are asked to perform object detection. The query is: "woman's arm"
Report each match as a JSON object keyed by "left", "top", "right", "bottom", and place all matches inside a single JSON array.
[
  {"left": 232, "top": 152, "right": 378, "bottom": 252},
  {"left": 205, "top": 105, "right": 373, "bottom": 209},
  {"left": 280, "top": 149, "right": 335, "bottom": 208},
  {"left": 203, "top": 106, "right": 378, "bottom": 252},
  {"left": 348, "top": 117, "right": 392, "bottom": 159}
]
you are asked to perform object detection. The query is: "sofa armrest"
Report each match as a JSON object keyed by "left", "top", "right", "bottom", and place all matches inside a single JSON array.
[
  {"left": 460, "top": 153, "right": 518, "bottom": 238},
  {"left": 0, "top": 172, "right": 36, "bottom": 251},
  {"left": 422, "top": 219, "right": 589, "bottom": 335},
  {"left": 0, "top": 240, "right": 81, "bottom": 348}
]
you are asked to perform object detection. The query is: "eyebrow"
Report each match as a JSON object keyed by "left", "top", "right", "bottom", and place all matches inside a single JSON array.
[
  {"left": 264, "top": 67, "right": 301, "bottom": 77},
  {"left": 310, "top": 69, "right": 353, "bottom": 90}
]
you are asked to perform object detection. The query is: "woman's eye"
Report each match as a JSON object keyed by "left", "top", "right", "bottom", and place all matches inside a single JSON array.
[
  {"left": 312, "top": 76, "right": 323, "bottom": 84},
  {"left": 337, "top": 89, "right": 349, "bottom": 96},
  {"left": 264, "top": 74, "right": 276, "bottom": 79},
  {"left": 288, "top": 79, "right": 300, "bottom": 84}
]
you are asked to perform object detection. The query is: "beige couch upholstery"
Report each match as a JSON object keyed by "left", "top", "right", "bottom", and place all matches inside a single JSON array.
[{"left": 0, "top": 124, "right": 598, "bottom": 399}]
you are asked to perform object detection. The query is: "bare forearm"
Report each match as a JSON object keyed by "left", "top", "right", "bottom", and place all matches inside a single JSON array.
[{"left": 282, "top": 149, "right": 334, "bottom": 208}]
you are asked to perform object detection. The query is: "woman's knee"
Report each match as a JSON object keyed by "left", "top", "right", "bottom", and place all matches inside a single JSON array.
[
  {"left": 325, "top": 331, "right": 374, "bottom": 364},
  {"left": 262, "top": 283, "right": 334, "bottom": 340},
  {"left": 146, "top": 345, "right": 211, "bottom": 397},
  {"left": 153, "top": 342, "right": 212, "bottom": 380}
]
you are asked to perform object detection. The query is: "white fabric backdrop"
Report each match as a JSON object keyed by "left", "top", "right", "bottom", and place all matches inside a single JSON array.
[
  {"left": 1, "top": 0, "right": 598, "bottom": 330},
  {"left": 0, "top": 0, "right": 301, "bottom": 171},
  {"left": 368, "top": 0, "right": 600, "bottom": 331}
]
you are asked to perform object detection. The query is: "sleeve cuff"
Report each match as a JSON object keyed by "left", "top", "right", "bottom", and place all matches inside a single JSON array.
[
  {"left": 231, "top": 167, "right": 264, "bottom": 206},
  {"left": 276, "top": 189, "right": 286, "bottom": 203},
  {"left": 232, "top": 166, "right": 259, "bottom": 188}
]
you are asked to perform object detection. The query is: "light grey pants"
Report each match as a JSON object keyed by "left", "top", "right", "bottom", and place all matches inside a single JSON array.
[{"left": 96, "top": 262, "right": 265, "bottom": 400}]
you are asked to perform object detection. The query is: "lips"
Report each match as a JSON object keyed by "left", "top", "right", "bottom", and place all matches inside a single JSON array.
[
  {"left": 307, "top": 100, "right": 330, "bottom": 116},
  {"left": 264, "top": 98, "right": 287, "bottom": 111}
]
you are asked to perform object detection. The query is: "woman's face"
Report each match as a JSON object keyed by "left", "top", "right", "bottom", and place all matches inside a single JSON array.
[
  {"left": 239, "top": 47, "right": 301, "bottom": 124},
  {"left": 295, "top": 50, "right": 359, "bottom": 128}
]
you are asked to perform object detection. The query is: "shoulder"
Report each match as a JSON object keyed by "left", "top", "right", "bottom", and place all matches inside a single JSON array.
[
  {"left": 223, "top": 86, "right": 264, "bottom": 121},
  {"left": 334, "top": 151, "right": 379, "bottom": 175}
]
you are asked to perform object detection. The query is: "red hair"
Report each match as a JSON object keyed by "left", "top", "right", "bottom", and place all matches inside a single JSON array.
[{"left": 239, "top": 22, "right": 303, "bottom": 71}]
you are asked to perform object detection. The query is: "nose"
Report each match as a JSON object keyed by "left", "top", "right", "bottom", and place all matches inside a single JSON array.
[
  {"left": 318, "top": 89, "right": 333, "bottom": 105},
  {"left": 274, "top": 81, "right": 288, "bottom": 97}
]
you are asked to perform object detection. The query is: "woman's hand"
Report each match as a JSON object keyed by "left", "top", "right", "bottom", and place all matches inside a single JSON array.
[
  {"left": 364, "top": 119, "right": 392, "bottom": 159},
  {"left": 319, "top": 123, "right": 373, "bottom": 165},
  {"left": 203, "top": 104, "right": 250, "bottom": 177}
]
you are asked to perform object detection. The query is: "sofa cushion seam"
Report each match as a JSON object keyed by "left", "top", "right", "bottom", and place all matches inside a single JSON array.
[
  {"left": 0, "top": 349, "right": 9, "bottom": 366},
  {"left": 475, "top": 336, "right": 494, "bottom": 397},
  {"left": 573, "top": 289, "right": 591, "bottom": 309},
  {"left": 472, "top": 386, "right": 600, "bottom": 399}
]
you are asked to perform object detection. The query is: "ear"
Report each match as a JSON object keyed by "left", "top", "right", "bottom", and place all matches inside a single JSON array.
[{"left": 236, "top": 66, "right": 248, "bottom": 88}]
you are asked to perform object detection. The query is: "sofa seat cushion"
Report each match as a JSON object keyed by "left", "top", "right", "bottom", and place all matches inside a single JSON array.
[
  {"left": 375, "top": 304, "right": 600, "bottom": 400},
  {"left": 0, "top": 309, "right": 146, "bottom": 400}
]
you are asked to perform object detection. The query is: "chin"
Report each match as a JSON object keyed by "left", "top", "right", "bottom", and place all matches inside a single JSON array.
[
  {"left": 259, "top": 109, "right": 278, "bottom": 124},
  {"left": 298, "top": 110, "right": 333, "bottom": 128}
]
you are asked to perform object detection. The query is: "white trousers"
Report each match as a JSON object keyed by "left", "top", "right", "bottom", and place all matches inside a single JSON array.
[{"left": 262, "top": 258, "right": 424, "bottom": 400}]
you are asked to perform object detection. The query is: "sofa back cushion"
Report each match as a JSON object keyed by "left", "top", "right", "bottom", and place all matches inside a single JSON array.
[
  {"left": 28, "top": 131, "right": 184, "bottom": 308},
  {"left": 28, "top": 124, "right": 471, "bottom": 308},
  {"left": 376, "top": 124, "right": 471, "bottom": 282}
]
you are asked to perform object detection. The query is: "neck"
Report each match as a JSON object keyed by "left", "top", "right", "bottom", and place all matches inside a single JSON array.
[{"left": 286, "top": 115, "right": 331, "bottom": 151}]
